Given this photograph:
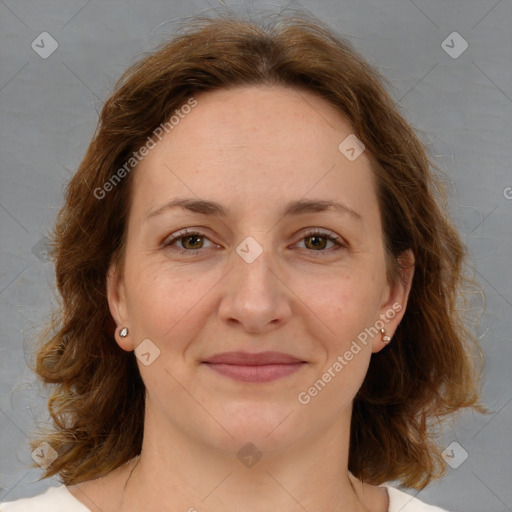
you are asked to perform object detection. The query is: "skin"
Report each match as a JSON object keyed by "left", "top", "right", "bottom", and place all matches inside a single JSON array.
[{"left": 68, "top": 85, "right": 414, "bottom": 512}]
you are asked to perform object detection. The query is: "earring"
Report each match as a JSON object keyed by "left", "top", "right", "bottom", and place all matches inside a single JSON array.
[
  {"left": 119, "top": 327, "right": 129, "bottom": 339},
  {"left": 380, "top": 328, "right": 391, "bottom": 344}
]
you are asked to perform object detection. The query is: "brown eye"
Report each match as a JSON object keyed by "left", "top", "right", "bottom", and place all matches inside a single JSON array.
[
  {"left": 163, "top": 230, "right": 213, "bottom": 253},
  {"left": 180, "top": 234, "right": 204, "bottom": 250},
  {"left": 298, "top": 231, "right": 343, "bottom": 252},
  {"left": 304, "top": 234, "right": 329, "bottom": 250}
]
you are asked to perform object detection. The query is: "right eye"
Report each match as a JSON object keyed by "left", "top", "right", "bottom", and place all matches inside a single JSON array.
[{"left": 162, "top": 229, "right": 216, "bottom": 254}]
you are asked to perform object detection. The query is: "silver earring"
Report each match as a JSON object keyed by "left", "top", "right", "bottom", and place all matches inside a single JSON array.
[
  {"left": 119, "top": 327, "right": 129, "bottom": 339},
  {"left": 380, "top": 328, "right": 391, "bottom": 344}
]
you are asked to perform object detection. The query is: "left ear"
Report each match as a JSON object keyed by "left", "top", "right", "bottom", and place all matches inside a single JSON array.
[{"left": 371, "top": 249, "right": 415, "bottom": 353}]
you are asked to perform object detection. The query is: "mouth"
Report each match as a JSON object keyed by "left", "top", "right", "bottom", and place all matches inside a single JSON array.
[{"left": 202, "top": 351, "right": 307, "bottom": 383}]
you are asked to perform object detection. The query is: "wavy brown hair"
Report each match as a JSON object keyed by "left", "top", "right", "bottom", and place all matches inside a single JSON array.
[{"left": 30, "top": 9, "right": 485, "bottom": 489}]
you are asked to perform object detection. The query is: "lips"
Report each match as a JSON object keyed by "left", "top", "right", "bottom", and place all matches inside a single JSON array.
[
  {"left": 203, "top": 351, "right": 304, "bottom": 365},
  {"left": 202, "top": 351, "right": 306, "bottom": 383}
]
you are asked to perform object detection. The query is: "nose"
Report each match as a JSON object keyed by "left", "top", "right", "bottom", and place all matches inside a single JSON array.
[{"left": 217, "top": 237, "right": 293, "bottom": 334}]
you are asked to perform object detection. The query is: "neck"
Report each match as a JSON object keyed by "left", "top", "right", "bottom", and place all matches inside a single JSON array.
[{"left": 118, "top": 413, "right": 379, "bottom": 512}]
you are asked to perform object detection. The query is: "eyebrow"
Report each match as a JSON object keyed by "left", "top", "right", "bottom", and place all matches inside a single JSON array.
[{"left": 145, "top": 197, "right": 362, "bottom": 222}]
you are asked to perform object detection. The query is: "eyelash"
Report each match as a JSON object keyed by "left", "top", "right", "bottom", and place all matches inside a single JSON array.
[{"left": 162, "top": 228, "right": 345, "bottom": 255}]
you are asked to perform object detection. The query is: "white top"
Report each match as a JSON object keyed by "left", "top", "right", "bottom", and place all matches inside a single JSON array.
[{"left": 0, "top": 484, "right": 450, "bottom": 511}]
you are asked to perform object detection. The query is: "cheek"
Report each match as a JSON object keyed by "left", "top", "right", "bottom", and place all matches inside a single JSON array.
[
  {"left": 318, "top": 272, "right": 383, "bottom": 346},
  {"left": 308, "top": 278, "right": 378, "bottom": 405},
  {"left": 124, "top": 260, "right": 218, "bottom": 341}
]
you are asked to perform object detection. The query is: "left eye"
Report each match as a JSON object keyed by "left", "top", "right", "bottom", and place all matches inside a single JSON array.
[{"left": 296, "top": 231, "right": 342, "bottom": 251}]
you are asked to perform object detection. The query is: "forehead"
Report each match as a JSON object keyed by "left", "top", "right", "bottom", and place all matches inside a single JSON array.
[
  {"left": 176, "top": 85, "right": 357, "bottom": 152},
  {"left": 131, "top": 85, "right": 379, "bottom": 224}
]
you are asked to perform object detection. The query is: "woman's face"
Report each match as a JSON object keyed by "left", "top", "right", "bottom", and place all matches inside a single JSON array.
[{"left": 108, "top": 85, "right": 413, "bottom": 457}]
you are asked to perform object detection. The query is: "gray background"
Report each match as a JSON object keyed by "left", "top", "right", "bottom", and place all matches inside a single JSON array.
[{"left": 0, "top": 1, "right": 511, "bottom": 511}]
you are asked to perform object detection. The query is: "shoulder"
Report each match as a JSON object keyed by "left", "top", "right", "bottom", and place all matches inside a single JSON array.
[
  {"left": 0, "top": 485, "right": 90, "bottom": 512},
  {"left": 383, "top": 485, "right": 451, "bottom": 512}
]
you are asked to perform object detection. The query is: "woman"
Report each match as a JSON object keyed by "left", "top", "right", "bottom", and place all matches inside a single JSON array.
[{"left": 1, "top": 10, "right": 484, "bottom": 512}]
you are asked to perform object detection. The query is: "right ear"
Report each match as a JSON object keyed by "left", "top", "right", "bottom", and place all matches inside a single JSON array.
[{"left": 107, "top": 261, "right": 135, "bottom": 351}]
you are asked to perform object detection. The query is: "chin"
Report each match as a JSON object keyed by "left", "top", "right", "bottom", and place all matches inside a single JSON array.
[{"left": 213, "top": 404, "right": 307, "bottom": 451}]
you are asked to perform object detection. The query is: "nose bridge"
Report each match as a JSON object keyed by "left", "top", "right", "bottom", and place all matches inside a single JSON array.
[
  {"left": 232, "top": 234, "right": 277, "bottom": 293},
  {"left": 218, "top": 232, "right": 291, "bottom": 330}
]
